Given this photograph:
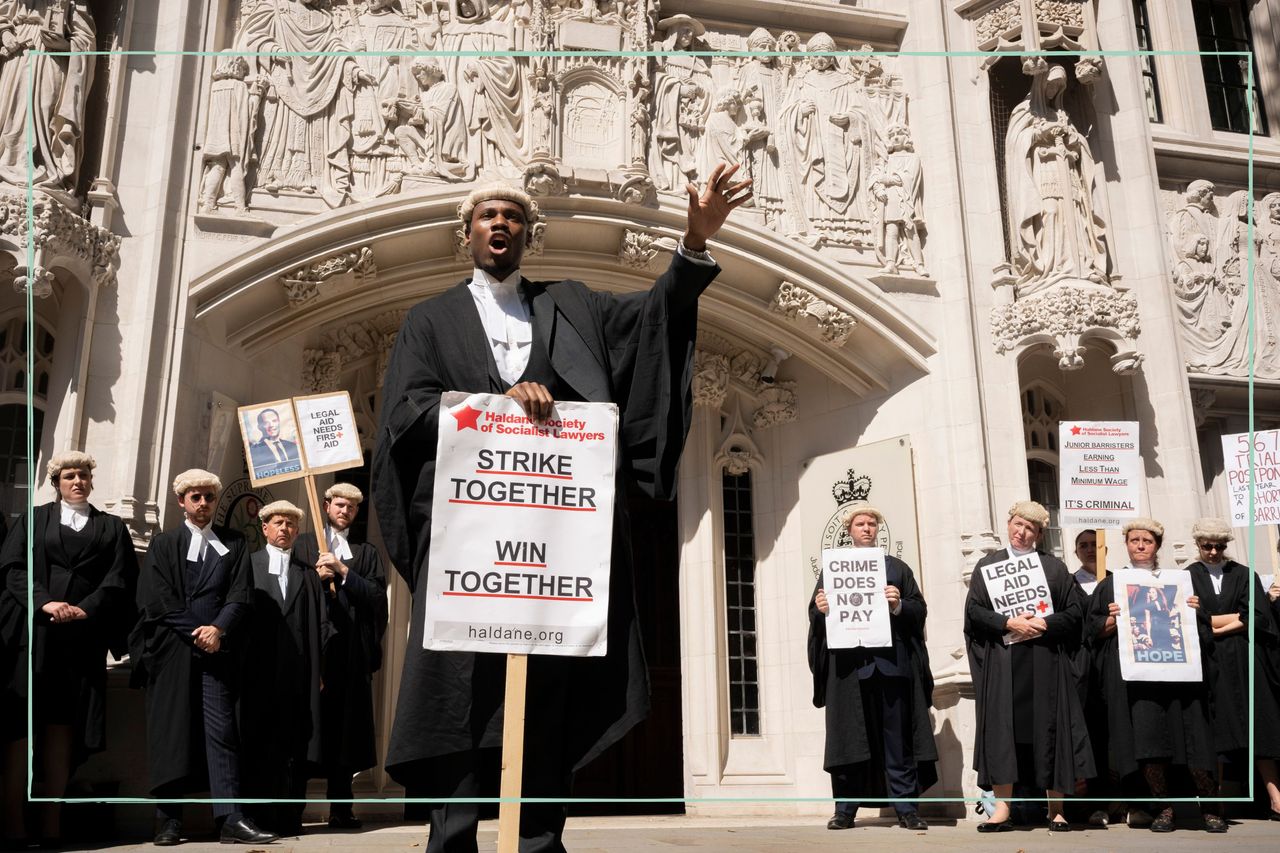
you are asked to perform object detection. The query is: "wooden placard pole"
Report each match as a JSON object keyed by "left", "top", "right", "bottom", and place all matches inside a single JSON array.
[
  {"left": 301, "top": 474, "right": 334, "bottom": 595},
  {"left": 1268, "top": 524, "right": 1279, "bottom": 573},
  {"left": 1096, "top": 528, "right": 1107, "bottom": 582},
  {"left": 497, "top": 653, "right": 529, "bottom": 853}
]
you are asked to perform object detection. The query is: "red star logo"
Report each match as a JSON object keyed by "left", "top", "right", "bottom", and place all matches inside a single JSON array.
[
  {"left": 1037, "top": 600, "right": 1049, "bottom": 614},
  {"left": 1070, "top": 425, "right": 1082, "bottom": 435},
  {"left": 451, "top": 404, "right": 482, "bottom": 431}
]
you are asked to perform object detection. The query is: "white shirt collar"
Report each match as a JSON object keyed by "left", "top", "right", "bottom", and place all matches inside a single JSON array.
[
  {"left": 1008, "top": 544, "right": 1035, "bottom": 557},
  {"left": 184, "top": 519, "right": 229, "bottom": 560},
  {"left": 59, "top": 501, "right": 90, "bottom": 531},
  {"left": 327, "top": 525, "right": 353, "bottom": 560},
  {"left": 467, "top": 266, "right": 532, "bottom": 384},
  {"left": 265, "top": 543, "right": 291, "bottom": 574},
  {"left": 1203, "top": 560, "right": 1226, "bottom": 573}
]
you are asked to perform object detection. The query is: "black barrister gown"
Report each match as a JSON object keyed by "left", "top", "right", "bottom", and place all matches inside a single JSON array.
[
  {"left": 965, "top": 549, "right": 1094, "bottom": 793},
  {"left": 128, "top": 524, "right": 253, "bottom": 792},
  {"left": 240, "top": 550, "right": 333, "bottom": 793},
  {"left": 1188, "top": 560, "right": 1253, "bottom": 756},
  {"left": 1083, "top": 573, "right": 1215, "bottom": 776},
  {"left": 372, "top": 253, "right": 717, "bottom": 781},
  {"left": 294, "top": 534, "right": 388, "bottom": 773},
  {"left": 806, "top": 556, "right": 938, "bottom": 790},
  {"left": 0, "top": 503, "right": 137, "bottom": 758},
  {"left": 1252, "top": 574, "right": 1280, "bottom": 760}
]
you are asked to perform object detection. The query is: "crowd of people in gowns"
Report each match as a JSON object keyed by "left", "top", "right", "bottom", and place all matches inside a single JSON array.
[
  {"left": 0, "top": 455, "right": 387, "bottom": 848},
  {"left": 2, "top": 175, "right": 1280, "bottom": 848}
]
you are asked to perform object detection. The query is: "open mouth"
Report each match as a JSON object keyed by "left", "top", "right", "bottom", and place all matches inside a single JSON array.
[{"left": 488, "top": 234, "right": 510, "bottom": 253}]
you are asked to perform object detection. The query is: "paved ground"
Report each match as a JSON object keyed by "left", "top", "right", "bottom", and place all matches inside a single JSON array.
[{"left": 46, "top": 812, "right": 1280, "bottom": 852}]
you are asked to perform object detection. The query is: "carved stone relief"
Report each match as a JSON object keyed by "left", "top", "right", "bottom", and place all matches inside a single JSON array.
[
  {"left": 281, "top": 245, "right": 377, "bottom": 307},
  {"left": 990, "top": 284, "right": 1142, "bottom": 373},
  {"left": 0, "top": 1, "right": 98, "bottom": 197},
  {"left": 303, "top": 307, "right": 406, "bottom": 390},
  {"left": 694, "top": 332, "right": 797, "bottom": 429},
  {"left": 964, "top": 0, "right": 1090, "bottom": 53},
  {"left": 0, "top": 188, "right": 121, "bottom": 294},
  {"left": 201, "top": 2, "right": 928, "bottom": 275},
  {"left": 1165, "top": 182, "right": 1280, "bottom": 380},
  {"left": 617, "top": 227, "right": 677, "bottom": 270},
  {"left": 769, "top": 280, "right": 856, "bottom": 347}
]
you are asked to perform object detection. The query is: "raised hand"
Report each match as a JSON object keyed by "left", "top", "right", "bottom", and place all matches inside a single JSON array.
[{"left": 684, "top": 162, "right": 752, "bottom": 250}]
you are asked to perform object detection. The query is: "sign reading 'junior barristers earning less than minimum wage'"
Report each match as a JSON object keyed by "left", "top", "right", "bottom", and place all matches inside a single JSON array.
[
  {"left": 1059, "top": 420, "right": 1141, "bottom": 527},
  {"left": 423, "top": 392, "right": 619, "bottom": 657}
]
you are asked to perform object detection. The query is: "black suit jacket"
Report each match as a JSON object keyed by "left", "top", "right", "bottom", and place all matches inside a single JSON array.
[{"left": 249, "top": 437, "right": 300, "bottom": 476}]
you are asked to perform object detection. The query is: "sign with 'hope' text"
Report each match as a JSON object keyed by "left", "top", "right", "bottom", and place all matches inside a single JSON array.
[
  {"left": 423, "top": 392, "right": 618, "bottom": 657},
  {"left": 821, "top": 548, "right": 892, "bottom": 649},
  {"left": 979, "top": 551, "right": 1054, "bottom": 645}
]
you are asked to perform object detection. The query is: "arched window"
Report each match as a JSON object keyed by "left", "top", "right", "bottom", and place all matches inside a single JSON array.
[
  {"left": 1022, "top": 382, "right": 1066, "bottom": 557},
  {"left": 0, "top": 313, "right": 55, "bottom": 523}
]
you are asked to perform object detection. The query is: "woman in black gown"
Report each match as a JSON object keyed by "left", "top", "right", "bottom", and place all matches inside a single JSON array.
[
  {"left": 1084, "top": 518, "right": 1220, "bottom": 832},
  {"left": 0, "top": 452, "right": 136, "bottom": 847}
]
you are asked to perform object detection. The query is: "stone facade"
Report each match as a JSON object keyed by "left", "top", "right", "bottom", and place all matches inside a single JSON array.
[{"left": 2, "top": 0, "right": 1280, "bottom": 828}]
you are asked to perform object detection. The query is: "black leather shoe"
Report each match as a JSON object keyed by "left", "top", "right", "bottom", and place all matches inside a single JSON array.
[
  {"left": 1150, "top": 810, "right": 1175, "bottom": 833},
  {"left": 219, "top": 817, "right": 277, "bottom": 845},
  {"left": 976, "top": 820, "right": 1013, "bottom": 833},
  {"left": 1048, "top": 819, "right": 1071, "bottom": 832},
  {"left": 328, "top": 814, "right": 362, "bottom": 829},
  {"left": 826, "top": 812, "right": 854, "bottom": 830},
  {"left": 154, "top": 818, "right": 183, "bottom": 846},
  {"left": 1203, "top": 814, "right": 1228, "bottom": 833},
  {"left": 897, "top": 812, "right": 928, "bottom": 831}
]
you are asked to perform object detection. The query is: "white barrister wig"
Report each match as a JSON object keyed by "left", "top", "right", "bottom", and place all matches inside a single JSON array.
[
  {"left": 259, "top": 500, "right": 304, "bottom": 525},
  {"left": 839, "top": 503, "right": 884, "bottom": 528},
  {"left": 172, "top": 468, "right": 222, "bottom": 498},
  {"left": 1122, "top": 517, "right": 1165, "bottom": 542},
  {"left": 457, "top": 184, "right": 543, "bottom": 231},
  {"left": 1008, "top": 500, "right": 1050, "bottom": 528},
  {"left": 1191, "top": 517, "right": 1233, "bottom": 542},
  {"left": 324, "top": 482, "right": 364, "bottom": 504},
  {"left": 46, "top": 450, "right": 96, "bottom": 485}
]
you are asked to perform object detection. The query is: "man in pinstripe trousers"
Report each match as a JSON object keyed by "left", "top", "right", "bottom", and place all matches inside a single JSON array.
[{"left": 130, "top": 469, "right": 277, "bottom": 845}]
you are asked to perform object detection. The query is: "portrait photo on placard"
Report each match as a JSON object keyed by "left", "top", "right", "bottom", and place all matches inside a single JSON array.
[
  {"left": 1126, "top": 583, "right": 1185, "bottom": 658},
  {"left": 238, "top": 399, "right": 304, "bottom": 485}
]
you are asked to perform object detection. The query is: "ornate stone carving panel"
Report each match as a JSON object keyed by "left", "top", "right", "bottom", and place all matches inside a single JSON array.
[
  {"left": 198, "top": 2, "right": 927, "bottom": 274},
  {"left": 1165, "top": 183, "right": 1280, "bottom": 381},
  {"left": 0, "top": 188, "right": 121, "bottom": 294},
  {"left": 768, "top": 281, "right": 856, "bottom": 346},
  {"left": 281, "top": 245, "right": 377, "bottom": 307}
]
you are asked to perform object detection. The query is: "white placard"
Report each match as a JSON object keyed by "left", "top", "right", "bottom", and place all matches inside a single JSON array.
[
  {"left": 1260, "top": 573, "right": 1275, "bottom": 593},
  {"left": 422, "top": 392, "right": 618, "bottom": 657},
  {"left": 1220, "top": 430, "right": 1280, "bottom": 526},
  {"left": 821, "top": 548, "right": 892, "bottom": 649},
  {"left": 1059, "top": 421, "right": 1141, "bottom": 526},
  {"left": 294, "top": 391, "right": 364, "bottom": 475},
  {"left": 978, "top": 552, "right": 1055, "bottom": 645},
  {"left": 1114, "top": 569, "right": 1202, "bottom": 682}
]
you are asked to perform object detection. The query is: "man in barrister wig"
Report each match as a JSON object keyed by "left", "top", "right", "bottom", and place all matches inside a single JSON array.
[
  {"left": 808, "top": 503, "right": 935, "bottom": 831},
  {"left": 373, "top": 164, "right": 751, "bottom": 851},
  {"left": 292, "top": 482, "right": 388, "bottom": 829},
  {"left": 130, "top": 469, "right": 277, "bottom": 846},
  {"left": 965, "top": 500, "right": 1093, "bottom": 832},
  {"left": 241, "top": 501, "right": 332, "bottom": 837}
]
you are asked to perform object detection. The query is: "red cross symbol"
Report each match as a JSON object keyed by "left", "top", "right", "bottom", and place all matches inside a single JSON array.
[{"left": 1036, "top": 600, "right": 1049, "bottom": 614}]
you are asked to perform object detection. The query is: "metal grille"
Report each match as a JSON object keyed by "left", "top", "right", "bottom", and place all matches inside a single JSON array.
[
  {"left": 987, "top": 59, "right": 1026, "bottom": 263},
  {"left": 0, "top": 405, "right": 42, "bottom": 524},
  {"left": 1133, "top": 0, "right": 1165, "bottom": 123},
  {"left": 722, "top": 467, "right": 760, "bottom": 737},
  {"left": 1192, "top": 0, "right": 1268, "bottom": 134}
]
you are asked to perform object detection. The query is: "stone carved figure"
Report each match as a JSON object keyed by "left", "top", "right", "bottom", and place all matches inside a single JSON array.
[
  {"left": 779, "top": 33, "right": 874, "bottom": 229},
  {"left": 440, "top": 0, "right": 527, "bottom": 175},
  {"left": 1257, "top": 193, "right": 1280, "bottom": 374},
  {"left": 1004, "top": 64, "right": 1110, "bottom": 294},
  {"left": 393, "top": 57, "right": 469, "bottom": 181},
  {"left": 1168, "top": 180, "right": 1231, "bottom": 356},
  {"left": 240, "top": 0, "right": 375, "bottom": 206},
  {"left": 870, "top": 123, "right": 927, "bottom": 275},
  {"left": 0, "top": 0, "right": 96, "bottom": 194},
  {"left": 199, "top": 52, "right": 262, "bottom": 214},
  {"left": 650, "top": 14, "right": 712, "bottom": 191},
  {"left": 340, "top": 0, "right": 430, "bottom": 196},
  {"left": 737, "top": 28, "right": 785, "bottom": 221},
  {"left": 701, "top": 90, "right": 743, "bottom": 179}
]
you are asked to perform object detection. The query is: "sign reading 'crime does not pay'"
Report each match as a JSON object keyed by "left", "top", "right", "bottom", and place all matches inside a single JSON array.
[
  {"left": 1059, "top": 420, "right": 1141, "bottom": 527},
  {"left": 423, "top": 392, "right": 618, "bottom": 657},
  {"left": 821, "top": 548, "right": 892, "bottom": 649},
  {"left": 979, "top": 552, "right": 1054, "bottom": 645}
]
